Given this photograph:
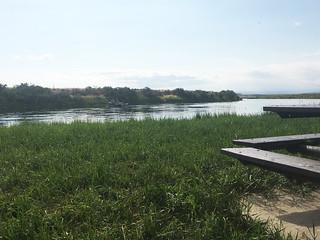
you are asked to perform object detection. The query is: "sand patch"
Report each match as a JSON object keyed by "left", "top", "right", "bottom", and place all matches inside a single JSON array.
[{"left": 247, "top": 190, "right": 320, "bottom": 239}]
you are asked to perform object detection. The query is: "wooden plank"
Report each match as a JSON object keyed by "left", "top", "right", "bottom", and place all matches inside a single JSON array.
[
  {"left": 221, "top": 147, "right": 320, "bottom": 182},
  {"left": 263, "top": 105, "right": 320, "bottom": 118},
  {"left": 233, "top": 133, "right": 320, "bottom": 150}
]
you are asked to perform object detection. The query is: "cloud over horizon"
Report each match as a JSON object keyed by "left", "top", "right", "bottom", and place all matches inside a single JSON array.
[
  {"left": 12, "top": 53, "right": 54, "bottom": 62},
  {"left": 0, "top": 0, "right": 319, "bottom": 94},
  {"left": 1, "top": 53, "right": 320, "bottom": 94}
]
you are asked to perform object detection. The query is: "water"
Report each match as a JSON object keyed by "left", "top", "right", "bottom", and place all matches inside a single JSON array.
[{"left": 1, "top": 98, "right": 320, "bottom": 126}]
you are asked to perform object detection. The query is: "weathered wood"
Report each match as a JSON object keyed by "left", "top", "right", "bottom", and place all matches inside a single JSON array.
[
  {"left": 288, "top": 145, "right": 320, "bottom": 158},
  {"left": 221, "top": 147, "right": 320, "bottom": 182},
  {"left": 263, "top": 105, "right": 320, "bottom": 118},
  {"left": 233, "top": 133, "right": 320, "bottom": 150}
]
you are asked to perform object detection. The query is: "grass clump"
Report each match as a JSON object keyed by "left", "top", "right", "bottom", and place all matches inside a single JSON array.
[{"left": 0, "top": 114, "right": 319, "bottom": 239}]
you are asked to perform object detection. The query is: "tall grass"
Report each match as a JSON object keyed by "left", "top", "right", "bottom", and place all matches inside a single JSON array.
[{"left": 0, "top": 114, "right": 319, "bottom": 239}]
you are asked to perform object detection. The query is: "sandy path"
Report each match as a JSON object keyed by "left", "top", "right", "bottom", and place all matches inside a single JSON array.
[{"left": 247, "top": 190, "right": 320, "bottom": 239}]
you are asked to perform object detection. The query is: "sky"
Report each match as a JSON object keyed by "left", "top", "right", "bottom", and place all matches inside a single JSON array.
[{"left": 0, "top": 0, "right": 320, "bottom": 93}]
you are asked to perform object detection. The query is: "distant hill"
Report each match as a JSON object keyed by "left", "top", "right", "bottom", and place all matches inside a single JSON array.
[
  {"left": 240, "top": 93, "right": 320, "bottom": 99},
  {"left": 0, "top": 84, "right": 241, "bottom": 113}
]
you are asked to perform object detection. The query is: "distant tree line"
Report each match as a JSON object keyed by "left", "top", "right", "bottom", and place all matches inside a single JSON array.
[
  {"left": 0, "top": 84, "right": 106, "bottom": 113},
  {"left": 0, "top": 84, "right": 241, "bottom": 113},
  {"left": 241, "top": 93, "right": 320, "bottom": 99}
]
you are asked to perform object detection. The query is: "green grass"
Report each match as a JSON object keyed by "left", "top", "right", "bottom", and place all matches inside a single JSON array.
[{"left": 0, "top": 114, "right": 319, "bottom": 239}]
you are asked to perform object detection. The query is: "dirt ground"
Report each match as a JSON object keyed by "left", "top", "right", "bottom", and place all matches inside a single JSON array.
[{"left": 247, "top": 190, "right": 320, "bottom": 239}]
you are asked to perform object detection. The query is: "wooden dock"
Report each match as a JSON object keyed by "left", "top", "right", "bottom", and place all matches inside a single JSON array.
[
  {"left": 263, "top": 105, "right": 320, "bottom": 118},
  {"left": 222, "top": 104, "right": 320, "bottom": 182},
  {"left": 233, "top": 133, "right": 320, "bottom": 150},
  {"left": 221, "top": 147, "right": 320, "bottom": 182}
]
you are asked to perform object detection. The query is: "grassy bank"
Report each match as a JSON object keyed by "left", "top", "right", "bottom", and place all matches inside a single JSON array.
[{"left": 0, "top": 114, "right": 319, "bottom": 239}]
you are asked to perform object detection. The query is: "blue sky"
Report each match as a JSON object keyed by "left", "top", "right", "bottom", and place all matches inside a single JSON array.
[{"left": 1, "top": 0, "right": 320, "bottom": 93}]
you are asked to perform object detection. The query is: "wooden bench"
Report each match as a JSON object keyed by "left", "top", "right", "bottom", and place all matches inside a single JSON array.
[
  {"left": 221, "top": 147, "right": 320, "bottom": 182},
  {"left": 233, "top": 133, "right": 320, "bottom": 150},
  {"left": 263, "top": 105, "right": 320, "bottom": 118},
  {"left": 221, "top": 105, "right": 320, "bottom": 182}
]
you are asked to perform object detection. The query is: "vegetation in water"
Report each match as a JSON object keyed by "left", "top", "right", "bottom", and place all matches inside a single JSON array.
[
  {"left": 0, "top": 84, "right": 241, "bottom": 113},
  {"left": 0, "top": 114, "right": 319, "bottom": 239}
]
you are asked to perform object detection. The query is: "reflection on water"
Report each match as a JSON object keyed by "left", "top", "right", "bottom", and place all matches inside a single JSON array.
[{"left": 1, "top": 99, "right": 320, "bottom": 126}]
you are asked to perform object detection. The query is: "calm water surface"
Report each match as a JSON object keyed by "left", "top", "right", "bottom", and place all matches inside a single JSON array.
[{"left": 1, "top": 99, "right": 320, "bottom": 126}]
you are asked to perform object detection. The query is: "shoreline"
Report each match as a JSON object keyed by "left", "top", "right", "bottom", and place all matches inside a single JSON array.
[{"left": 247, "top": 190, "right": 320, "bottom": 239}]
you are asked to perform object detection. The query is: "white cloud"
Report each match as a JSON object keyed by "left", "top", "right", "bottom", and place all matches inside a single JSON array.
[
  {"left": 293, "top": 21, "right": 302, "bottom": 27},
  {"left": 223, "top": 59, "right": 320, "bottom": 93},
  {"left": 2, "top": 54, "right": 320, "bottom": 94},
  {"left": 98, "top": 71, "right": 205, "bottom": 90},
  {"left": 12, "top": 53, "right": 54, "bottom": 62}
]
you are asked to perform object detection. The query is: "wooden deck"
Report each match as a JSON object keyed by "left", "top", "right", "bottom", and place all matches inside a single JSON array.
[
  {"left": 233, "top": 133, "right": 320, "bottom": 150},
  {"left": 263, "top": 105, "right": 320, "bottom": 118},
  {"left": 221, "top": 147, "right": 320, "bottom": 182},
  {"left": 221, "top": 104, "right": 320, "bottom": 182}
]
